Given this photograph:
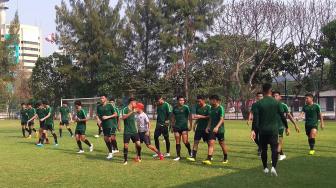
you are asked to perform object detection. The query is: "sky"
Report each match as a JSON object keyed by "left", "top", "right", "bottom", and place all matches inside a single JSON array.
[{"left": 6, "top": 0, "right": 118, "bottom": 57}]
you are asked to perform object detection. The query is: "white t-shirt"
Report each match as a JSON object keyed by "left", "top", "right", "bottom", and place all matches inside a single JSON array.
[{"left": 136, "top": 112, "right": 149, "bottom": 132}]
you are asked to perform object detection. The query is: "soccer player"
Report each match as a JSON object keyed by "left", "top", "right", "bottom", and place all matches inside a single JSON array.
[
  {"left": 135, "top": 102, "right": 164, "bottom": 160},
  {"left": 38, "top": 101, "right": 58, "bottom": 146},
  {"left": 202, "top": 95, "right": 228, "bottom": 165},
  {"left": 110, "top": 97, "right": 120, "bottom": 153},
  {"left": 187, "top": 95, "right": 211, "bottom": 162},
  {"left": 273, "top": 91, "right": 300, "bottom": 160},
  {"left": 74, "top": 100, "right": 93, "bottom": 153},
  {"left": 95, "top": 101, "right": 103, "bottom": 138},
  {"left": 171, "top": 96, "right": 192, "bottom": 161},
  {"left": 122, "top": 97, "right": 142, "bottom": 165},
  {"left": 35, "top": 102, "right": 49, "bottom": 146},
  {"left": 99, "top": 94, "right": 118, "bottom": 159},
  {"left": 247, "top": 92, "right": 263, "bottom": 156},
  {"left": 153, "top": 95, "right": 171, "bottom": 158},
  {"left": 20, "top": 103, "right": 29, "bottom": 138},
  {"left": 251, "top": 83, "right": 288, "bottom": 176},
  {"left": 26, "top": 102, "right": 38, "bottom": 138},
  {"left": 297, "top": 93, "right": 324, "bottom": 155},
  {"left": 59, "top": 101, "right": 73, "bottom": 137}
]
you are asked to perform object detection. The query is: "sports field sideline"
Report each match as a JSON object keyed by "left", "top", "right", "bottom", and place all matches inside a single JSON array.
[{"left": 0, "top": 119, "right": 335, "bottom": 188}]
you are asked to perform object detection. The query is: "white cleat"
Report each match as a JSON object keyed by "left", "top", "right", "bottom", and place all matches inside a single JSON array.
[
  {"left": 94, "top": 135, "right": 100, "bottom": 138},
  {"left": 123, "top": 161, "right": 128, "bottom": 165},
  {"left": 263, "top": 168, "right": 269, "bottom": 174},
  {"left": 270, "top": 167, "right": 278, "bottom": 177},
  {"left": 279, "top": 155, "right": 286, "bottom": 161},
  {"left": 106, "top": 153, "right": 113, "bottom": 160},
  {"left": 164, "top": 153, "right": 171, "bottom": 157},
  {"left": 173, "top": 157, "right": 181, "bottom": 161},
  {"left": 152, "top": 153, "right": 159, "bottom": 158},
  {"left": 77, "top": 150, "right": 84, "bottom": 154},
  {"left": 89, "top": 144, "right": 94, "bottom": 152},
  {"left": 112, "top": 150, "right": 119, "bottom": 154}
]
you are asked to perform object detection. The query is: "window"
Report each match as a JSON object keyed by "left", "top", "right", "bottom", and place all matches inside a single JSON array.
[
  {"left": 21, "top": 53, "right": 39, "bottom": 57},
  {"left": 21, "top": 47, "right": 39, "bottom": 51},
  {"left": 326, "top": 97, "right": 334, "bottom": 111},
  {"left": 21, "top": 41, "right": 40, "bottom": 45}
]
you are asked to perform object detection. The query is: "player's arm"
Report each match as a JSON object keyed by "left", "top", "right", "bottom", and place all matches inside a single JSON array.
[
  {"left": 68, "top": 112, "right": 73, "bottom": 122},
  {"left": 286, "top": 112, "right": 300, "bottom": 133},
  {"left": 251, "top": 106, "right": 259, "bottom": 141},
  {"left": 28, "top": 113, "right": 37, "bottom": 123},
  {"left": 121, "top": 108, "right": 134, "bottom": 120},
  {"left": 279, "top": 104, "right": 290, "bottom": 135},
  {"left": 247, "top": 111, "right": 253, "bottom": 127},
  {"left": 318, "top": 108, "right": 325, "bottom": 130},
  {"left": 59, "top": 110, "right": 62, "bottom": 122},
  {"left": 76, "top": 111, "right": 88, "bottom": 122},
  {"left": 41, "top": 110, "right": 51, "bottom": 122},
  {"left": 213, "top": 117, "right": 224, "bottom": 133},
  {"left": 102, "top": 112, "right": 117, "bottom": 120},
  {"left": 296, "top": 112, "right": 305, "bottom": 121}
]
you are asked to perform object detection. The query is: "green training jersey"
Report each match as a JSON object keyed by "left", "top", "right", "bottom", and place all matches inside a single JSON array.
[
  {"left": 122, "top": 107, "right": 137, "bottom": 134},
  {"left": 20, "top": 109, "right": 29, "bottom": 123},
  {"left": 172, "top": 105, "right": 190, "bottom": 130},
  {"left": 27, "top": 108, "right": 36, "bottom": 120},
  {"left": 254, "top": 96, "right": 285, "bottom": 135},
  {"left": 209, "top": 105, "right": 225, "bottom": 133},
  {"left": 100, "top": 103, "right": 116, "bottom": 128},
  {"left": 44, "top": 106, "right": 54, "bottom": 125},
  {"left": 36, "top": 108, "right": 45, "bottom": 120},
  {"left": 112, "top": 105, "right": 120, "bottom": 128},
  {"left": 302, "top": 103, "right": 321, "bottom": 127},
  {"left": 156, "top": 102, "right": 172, "bottom": 126},
  {"left": 60, "top": 106, "right": 70, "bottom": 121},
  {"left": 195, "top": 104, "right": 211, "bottom": 131},
  {"left": 278, "top": 102, "right": 290, "bottom": 129},
  {"left": 76, "top": 109, "right": 87, "bottom": 131}
]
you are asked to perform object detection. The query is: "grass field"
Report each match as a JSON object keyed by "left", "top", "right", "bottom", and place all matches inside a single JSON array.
[{"left": 0, "top": 120, "right": 335, "bottom": 188}]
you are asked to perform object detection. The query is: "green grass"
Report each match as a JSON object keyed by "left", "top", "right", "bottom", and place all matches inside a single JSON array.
[{"left": 0, "top": 120, "right": 336, "bottom": 188}]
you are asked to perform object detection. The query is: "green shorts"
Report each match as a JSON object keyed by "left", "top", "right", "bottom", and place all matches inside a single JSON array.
[
  {"left": 279, "top": 128, "right": 284, "bottom": 137},
  {"left": 305, "top": 126, "right": 318, "bottom": 136},
  {"left": 103, "top": 127, "right": 116, "bottom": 136},
  {"left": 45, "top": 123, "right": 54, "bottom": 131},
  {"left": 208, "top": 131, "right": 225, "bottom": 141},
  {"left": 60, "top": 120, "right": 69, "bottom": 125},
  {"left": 75, "top": 129, "right": 86, "bottom": 135}
]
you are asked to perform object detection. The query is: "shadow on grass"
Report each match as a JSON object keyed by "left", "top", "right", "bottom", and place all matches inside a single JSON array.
[{"left": 172, "top": 156, "right": 336, "bottom": 188}]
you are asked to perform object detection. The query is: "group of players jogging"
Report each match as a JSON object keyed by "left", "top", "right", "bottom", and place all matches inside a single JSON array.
[{"left": 19, "top": 83, "right": 324, "bottom": 176}]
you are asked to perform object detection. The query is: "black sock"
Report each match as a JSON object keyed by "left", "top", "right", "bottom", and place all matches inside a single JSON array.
[
  {"left": 105, "top": 140, "right": 112, "bottom": 153},
  {"left": 308, "top": 138, "right": 315, "bottom": 150},
  {"left": 67, "top": 128, "right": 73, "bottom": 136},
  {"left": 136, "top": 145, "right": 141, "bottom": 158},
  {"left": 176, "top": 144, "right": 181, "bottom": 157},
  {"left": 52, "top": 133, "right": 58, "bottom": 144},
  {"left": 83, "top": 139, "right": 91, "bottom": 147},
  {"left": 59, "top": 129, "right": 62, "bottom": 137},
  {"left": 192, "top": 149, "right": 197, "bottom": 158},
  {"left": 207, "top": 155, "right": 212, "bottom": 160},
  {"left": 77, "top": 140, "right": 83, "bottom": 150},
  {"left": 224, "top": 153, "right": 228, "bottom": 161},
  {"left": 164, "top": 136, "right": 170, "bottom": 153},
  {"left": 25, "top": 127, "right": 29, "bottom": 132},
  {"left": 22, "top": 128, "right": 26, "bottom": 137},
  {"left": 185, "top": 142, "right": 191, "bottom": 156},
  {"left": 124, "top": 148, "right": 128, "bottom": 162},
  {"left": 28, "top": 128, "right": 32, "bottom": 135},
  {"left": 32, "top": 128, "right": 37, "bottom": 132},
  {"left": 110, "top": 141, "right": 114, "bottom": 150},
  {"left": 154, "top": 137, "right": 160, "bottom": 152},
  {"left": 112, "top": 140, "right": 118, "bottom": 150},
  {"left": 98, "top": 127, "right": 102, "bottom": 135},
  {"left": 279, "top": 150, "right": 284, "bottom": 155}
]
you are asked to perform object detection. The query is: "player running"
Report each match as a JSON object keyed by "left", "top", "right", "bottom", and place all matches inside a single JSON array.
[
  {"left": 37, "top": 101, "right": 58, "bottom": 146},
  {"left": 74, "top": 100, "right": 93, "bottom": 153},
  {"left": 273, "top": 91, "right": 300, "bottom": 160},
  {"left": 26, "top": 102, "right": 38, "bottom": 138},
  {"left": 59, "top": 101, "right": 73, "bottom": 137},
  {"left": 187, "top": 95, "right": 211, "bottom": 162},
  {"left": 297, "top": 93, "right": 324, "bottom": 155},
  {"left": 171, "top": 96, "right": 192, "bottom": 161},
  {"left": 247, "top": 92, "right": 263, "bottom": 156},
  {"left": 109, "top": 97, "right": 120, "bottom": 153},
  {"left": 19, "top": 103, "right": 29, "bottom": 138},
  {"left": 135, "top": 102, "right": 164, "bottom": 160},
  {"left": 251, "top": 83, "right": 288, "bottom": 176},
  {"left": 121, "top": 97, "right": 142, "bottom": 165},
  {"left": 95, "top": 101, "right": 103, "bottom": 138},
  {"left": 202, "top": 95, "right": 228, "bottom": 165},
  {"left": 153, "top": 95, "right": 172, "bottom": 158}
]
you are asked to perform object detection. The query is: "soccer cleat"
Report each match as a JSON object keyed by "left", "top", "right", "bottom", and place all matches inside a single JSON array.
[
  {"left": 173, "top": 157, "right": 181, "bottom": 161},
  {"left": 54, "top": 143, "right": 59, "bottom": 147},
  {"left": 152, "top": 153, "right": 158, "bottom": 158},
  {"left": 27, "top": 135, "right": 32, "bottom": 139},
  {"left": 89, "top": 144, "right": 94, "bottom": 152},
  {"left": 263, "top": 168, "right": 269, "bottom": 174},
  {"left": 159, "top": 153, "right": 164, "bottom": 160},
  {"left": 164, "top": 153, "right": 171, "bottom": 157},
  {"left": 123, "top": 161, "right": 128, "bottom": 165},
  {"left": 112, "top": 150, "right": 119, "bottom": 154},
  {"left": 77, "top": 150, "right": 84, "bottom": 154},
  {"left": 202, "top": 160, "right": 212, "bottom": 165},
  {"left": 279, "top": 155, "right": 286, "bottom": 161},
  {"left": 94, "top": 135, "right": 100, "bottom": 138},
  {"left": 106, "top": 153, "right": 113, "bottom": 160},
  {"left": 134, "top": 156, "right": 142, "bottom": 163},
  {"left": 222, "top": 160, "right": 229, "bottom": 164},
  {"left": 36, "top": 143, "right": 43, "bottom": 147},
  {"left": 270, "top": 167, "right": 278, "bottom": 177},
  {"left": 186, "top": 157, "right": 196, "bottom": 162},
  {"left": 309, "top": 150, "right": 315, "bottom": 155}
]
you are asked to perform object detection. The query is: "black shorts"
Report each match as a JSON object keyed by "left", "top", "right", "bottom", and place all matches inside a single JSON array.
[
  {"left": 75, "top": 129, "right": 85, "bottom": 135},
  {"left": 138, "top": 132, "right": 151, "bottom": 145},
  {"left": 28, "top": 122, "right": 34, "bottom": 126},
  {"left": 194, "top": 130, "right": 208, "bottom": 142},
  {"left": 208, "top": 132, "right": 225, "bottom": 141},
  {"left": 154, "top": 125, "right": 169, "bottom": 138},
  {"left": 44, "top": 124, "right": 54, "bottom": 131},
  {"left": 39, "top": 121, "right": 46, "bottom": 129},
  {"left": 173, "top": 127, "right": 188, "bottom": 134},
  {"left": 124, "top": 133, "right": 140, "bottom": 144},
  {"left": 305, "top": 126, "right": 318, "bottom": 136},
  {"left": 21, "top": 122, "right": 27, "bottom": 126},
  {"left": 103, "top": 127, "right": 116, "bottom": 136},
  {"left": 60, "top": 120, "right": 69, "bottom": 126}
]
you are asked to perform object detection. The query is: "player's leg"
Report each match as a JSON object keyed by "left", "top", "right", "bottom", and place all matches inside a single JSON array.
[
  {"left": 134, "top": 135, "right": 142, "bottom": 162},
  {"left": 153, "top": 127, "right": 161, "bottom": 153},
  {"left": 65, "top": 122, "right": 73, "bottom": 137},
  {"left": 270, "top": 135, "right": 279, "bottom": 176},
  {"left": 308, "top": 128, "right": 317, "bottom": 155},
  {"left": 181, "top": 131, "right": 191, "bottom": 156},
  {"left": 48, "top": 125, "right": 58, "bottom": 146},
  {"left": 218, "top": 134, "right": 228, "bottom": 163},
  {"left": 278, "top": 135, "right": 286, "bottom": 160},
  {"left": 255, "top": 129, "right": 261, "bottom": 156},
  {"left": 259, "top": 135, "right": 269, "bottom": 171},
  {"left": 81, "top": 134, "right": 93, "bottom": 151},
  {"left": 103, "top": 128, "right": 113, "bottom": 159},
  {"left": 21, "top": 124, "right": 26, "bottom": 137},
  {"left": 123, "top": 134, "right": 131, "bottom": 164},
  {"left": 202, "top": 136, "right": 215, "bottom": 165},
  {"left": 162, "top": 126, "right": 170, "bottom": 156},
  {"left": 59, "top": 122, "right": 63, "bottom": 137},
  {"left": 174, "top": 131, "right": 182, "bottom": 160},
  {"left": 75, "top": 133, "right": 83, "bottom": 153}
]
